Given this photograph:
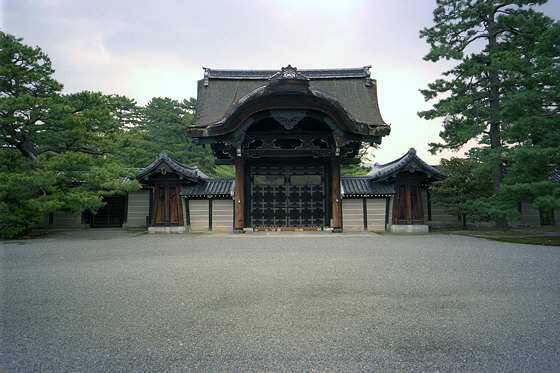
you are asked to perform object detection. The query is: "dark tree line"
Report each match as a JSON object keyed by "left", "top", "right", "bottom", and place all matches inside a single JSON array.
[{"left": 0, "top": 32, "right": 217, "bottom": 238}]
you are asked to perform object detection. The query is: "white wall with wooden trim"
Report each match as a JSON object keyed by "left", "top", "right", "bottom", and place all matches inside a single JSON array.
[
  {"left": 366, "top": 198, "right": 387, "bottom": 231},
  {"left": 385, "top": 197, "right": 394, "bottom": 231},
  {"left": 188, "top": 199, "right": 210, "bottom": 232},
  {"left": 342, "top": 199, "right": 364, "bottom": 231},
  {"left": 212, "top": 199, "right": 233, "bottom": 232}
]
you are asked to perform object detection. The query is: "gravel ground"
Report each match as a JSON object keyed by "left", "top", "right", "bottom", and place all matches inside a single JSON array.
[{"left": 1, "top": 230, "right": 559, "bottom": 372}]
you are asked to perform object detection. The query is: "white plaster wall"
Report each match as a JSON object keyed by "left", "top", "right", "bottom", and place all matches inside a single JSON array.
[
  {"left": 212, "top": 199, "right": 233, "bottom": 232},
  {"left": 342, "top": 199, "right": 363, "bottom": 231},
  {"left": 366, "top": 198, "right": 386, "bottom": 231},
  {"left": 386, "top": 197, "right": 394, "bottom": 231},
  {"left": 189, "top": 199, "right": 209, "bottom": 232},
  {"left": 124, "top": 189, "right": 150, "bottom": 228}
]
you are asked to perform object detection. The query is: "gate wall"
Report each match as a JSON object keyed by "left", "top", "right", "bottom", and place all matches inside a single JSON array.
[
  {"left": 342, "top": 199, "right": 364, "bottom": 231},
  {"left": 124, "top": 189, "right": 150, "bottom": 228},
  {"left": 189, "top": 199, "right": 209, "bottom": 232},
  {"left": 212, "top": 199, "right": 233, "bottom": 231},
  {"left": 366, "top": 198, "right": 387, "bottom": 231}
]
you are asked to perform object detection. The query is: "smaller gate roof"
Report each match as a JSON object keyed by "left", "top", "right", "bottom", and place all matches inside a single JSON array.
[
  {"left": 367, "top": 148, "right": 447, "bottom": 181},
  {"left": 341, "top": 177, "right": 394, "bottom": 197},
  {"left": 181, "top": 178, "right": 234, "bottom": 198},
  {"left": 136, "top": 152, "right": 208, "bottom": 182}
]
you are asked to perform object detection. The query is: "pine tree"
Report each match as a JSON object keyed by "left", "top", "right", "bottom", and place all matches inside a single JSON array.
[
  {"left": 0, "top": 32, "right": 141, "bottom": 238},
  {"left": 131, "top": 97, "right": 215, "bottom": 173},
  {"left": 419, "top": 0, "right": 556, "bottom": 229},
  {"left": 430, "top": 158, "right": 493, "bottom": 229}
]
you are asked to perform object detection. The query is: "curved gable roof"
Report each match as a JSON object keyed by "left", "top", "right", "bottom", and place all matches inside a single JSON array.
[
  {"left": 368, "top": 148, "right": 447, "bottom": 181},
  {"left": 135, "top": 152, "right": 208, "bottom": 182},
  {"left": 188, "top": 65, "right": 390, "bottom": 140}
]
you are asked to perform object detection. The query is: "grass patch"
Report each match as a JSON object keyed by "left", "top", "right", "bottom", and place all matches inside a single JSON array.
[
  {"left": 484, "top": 236, "right": 560, "bottom": 246},
  {"left": 448, "top": 226, "right": 560, "bottom": 246}
]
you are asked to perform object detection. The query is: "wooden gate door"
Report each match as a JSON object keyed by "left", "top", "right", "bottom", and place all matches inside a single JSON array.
[
  {"left": 250, "top": 164, "right": 326, "bottom": 227},
  {"left": 392, "top": 178, "right": 424, "bottom": 225},
  {"left": 152, "top": 184, "right": 183, "bottom": 226}
]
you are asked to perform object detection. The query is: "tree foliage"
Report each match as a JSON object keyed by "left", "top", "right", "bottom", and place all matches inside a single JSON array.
[
  {"left": 0, "top": 32, "right": 141, "bottom": 238},
  {"left": 502, "top": 146, "right": 560, "bottom": 225},
  {"left": 130, "top": 97, "right": 216, "bottom": 174},
  {"left": 419, "top": 0, "right": 559, "bottom": 229},
  {"left": 431, "top": 158, "right": 498, "bottom": 228}
]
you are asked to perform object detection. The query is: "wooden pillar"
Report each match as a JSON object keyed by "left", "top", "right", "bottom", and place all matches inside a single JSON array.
[
  {"left": 177, "top": 185, "right": 184, "bottom": 226},
  {"left": 149, "top": 186, "right": 154, "bottom": 226},
  {"left": 164, "top": 185, "right": 170, "bottom": 227},
  {"left": 234, "top": 156, "right": 245, "bottom": 233},
  {"left": 331, "top": 156, "right": 342, "bottom": 232}
]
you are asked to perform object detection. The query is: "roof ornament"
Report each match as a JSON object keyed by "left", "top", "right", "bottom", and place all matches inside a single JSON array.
[
  {"left": 363, "top": 65, "right": 374, "bottom": 87},
  {"left": 203, "top": 67, "right": 210, "bottom": 86},
  {"left": 269, "top": 65, "right": 310, "bottom": 81}
]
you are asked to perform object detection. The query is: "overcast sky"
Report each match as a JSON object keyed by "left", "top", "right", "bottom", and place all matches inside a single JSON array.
[{"left": 2, "top": 0, "right": 558, "bottom": 164}]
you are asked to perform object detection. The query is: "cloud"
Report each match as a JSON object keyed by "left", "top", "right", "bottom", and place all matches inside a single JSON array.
[{"left": 6, "top": 0, "right": 558, "bottom": 163}]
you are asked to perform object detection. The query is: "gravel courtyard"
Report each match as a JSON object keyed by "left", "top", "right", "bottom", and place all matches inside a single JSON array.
[{"left": 1, "top": 230, "right": 559, "bottom": 372}]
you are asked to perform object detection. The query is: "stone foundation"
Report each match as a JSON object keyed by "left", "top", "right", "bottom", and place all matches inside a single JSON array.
[
  {"left": 148, "top": 226, "right": 187, "bottom": 234},
  {"left": 390, "top": 224, "right": 429, "bottom": 234}
]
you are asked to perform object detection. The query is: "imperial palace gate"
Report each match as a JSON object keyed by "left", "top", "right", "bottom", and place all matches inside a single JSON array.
[{"left": 188, "top": 65, "right": 391, "bottom": 232}]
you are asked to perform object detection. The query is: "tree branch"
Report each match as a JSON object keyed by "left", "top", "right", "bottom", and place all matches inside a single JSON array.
[
  {"left": 536, "top": 109, "right": 560, "bottom": 117},
  {"left": 34, "top": 146, "right": 106, "bottom": 156},
  {"left": 462, "top": 33, "right": 490, "bottom": 49}
]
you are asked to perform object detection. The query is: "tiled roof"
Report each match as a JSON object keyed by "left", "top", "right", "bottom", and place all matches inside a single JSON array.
[
  {"left": 550, "top": 168, "right": 560, "bottom": 183},
  {"left": 203, "top": 66, "right": 372, "bottom": 81},
  {"left": 367, "top": 148, "right": 447, "bottom": 181},
  {"left": 135, "top": 152, "right": 208, "bottom": 181},
  {"left": 341, "top": 177, "right": 394, "bottom": 197},
  {"left": 189, "top": 65, "right": 389, "bottom": 140},
  {"left": 181, "top": 178, "right": 234, "bottom": 197}
]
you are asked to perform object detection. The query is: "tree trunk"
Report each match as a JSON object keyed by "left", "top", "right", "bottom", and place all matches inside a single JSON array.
[
  {"left": 487, "top": 14, "right": 509, "bottom": 232},
  {"left": 539, "top": 209, "right": 556, "bottom": 226}
]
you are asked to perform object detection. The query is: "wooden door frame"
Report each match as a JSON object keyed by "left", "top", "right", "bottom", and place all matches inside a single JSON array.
[
  {"left": 392, "top": 176, "right": 424, "bottom": 225},
  {"left": 151, "top": 183, "right": 184, "bottom": 227}
]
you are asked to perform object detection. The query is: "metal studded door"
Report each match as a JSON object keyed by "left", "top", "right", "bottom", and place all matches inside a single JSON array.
[{"left": 250, "top": 164, "right": 326, "bottom": 227}]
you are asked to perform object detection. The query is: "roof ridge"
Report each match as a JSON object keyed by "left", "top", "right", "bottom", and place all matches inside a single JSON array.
[
  {"left": 136, "top": 152, "right": 208, "bottom": 180},
  {"left": 367, "top": 148, "right": 446, "bottom": 181},
  {"left": 203, "top": 65, "right": 372, "bottom": 82}
]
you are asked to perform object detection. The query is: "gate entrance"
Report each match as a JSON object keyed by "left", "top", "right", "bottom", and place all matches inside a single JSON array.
[
  {"left": 86, "top": 195, "right": 126, "bottom": 228},
  {"left": 249, "top": 163, "right": 327, "bottom": 228}
]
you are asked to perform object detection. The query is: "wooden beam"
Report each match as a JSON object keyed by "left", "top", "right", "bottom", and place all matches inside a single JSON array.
[
  {"left": 165, "top": 185, "right": 170, "bottom": 227},
  {"left": 234, "top": 157, "right": 245, "bottom": 233},
  {"left": 177, "top": 185, "right": 184, "bottom": 226},
  {"left": 331, "top": 157, "right": 342, "bottom": 232},
  {"left": 363, "top": 198, "right": 367, "bottom": 231},
  {"left": 215, "top": 158, "right": 234, "bottom": 165}
]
